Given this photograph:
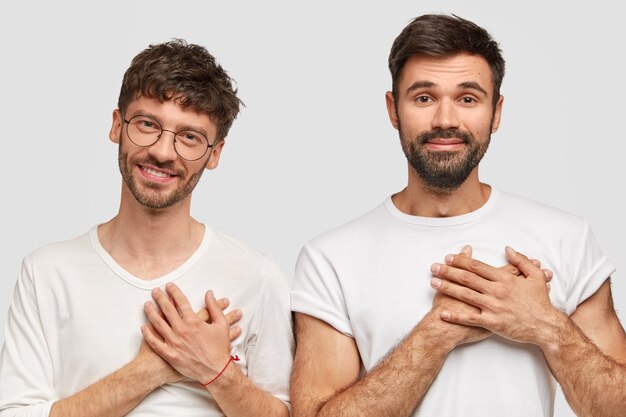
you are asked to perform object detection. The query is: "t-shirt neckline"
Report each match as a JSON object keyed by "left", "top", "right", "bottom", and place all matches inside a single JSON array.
[
  {"left": 384, "top": 188, "right": 499, "bottom": 227},
  {"left": 88, "top": 224, "right": 213, "bottom": 289}
]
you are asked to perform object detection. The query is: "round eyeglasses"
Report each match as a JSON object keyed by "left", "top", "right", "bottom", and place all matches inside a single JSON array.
[{"left": 123, "top": 114, "right": 214, "bottom": 161}]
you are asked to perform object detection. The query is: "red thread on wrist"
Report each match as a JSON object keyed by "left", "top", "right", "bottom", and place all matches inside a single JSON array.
[{"left": 202, "top": 355, "right": 240, "bottom": 386}]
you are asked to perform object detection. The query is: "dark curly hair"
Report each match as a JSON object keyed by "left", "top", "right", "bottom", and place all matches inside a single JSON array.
[{"left": 118, "top": 39, "right": 243, "bottom": 140}]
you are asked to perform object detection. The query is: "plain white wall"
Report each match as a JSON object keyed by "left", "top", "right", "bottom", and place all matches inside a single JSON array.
[{"left": 1, "top": 1, "right": 624, "bottom": 416}]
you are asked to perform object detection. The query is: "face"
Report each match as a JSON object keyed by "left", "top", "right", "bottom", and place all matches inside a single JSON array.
[
  {"left": 109, "top": 96, "right": 224, "bottom": 210},
  {"left": 385, "top": 52, "right": 503, "bottom": 194}
]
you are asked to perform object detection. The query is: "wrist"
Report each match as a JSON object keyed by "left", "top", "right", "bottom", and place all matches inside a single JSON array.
[
  {"left": 203, "top": 355, "right": 243, "bottom": 393},
  {"left": 417, "top": 310, "right": 459, "bottom": 354},
  {"left": 128, "top": 354, "right": 172, "bottom": 389},
  {"left": 535, "top": 309, "right": 571, "bottom": 355}
]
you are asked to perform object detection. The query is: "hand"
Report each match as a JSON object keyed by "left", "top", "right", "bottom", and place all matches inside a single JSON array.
[
  {"left": 430, "top": 246, "right": 559, "bottom": 344},
  {"left": 431, "top": 245, "right": 490, "bottom": 346},
  {"left": 141, "top": 283, "right": 236, "bottom": 385},
  {"left": 137, "top": 294, "right": 242, "bottom": 385}
]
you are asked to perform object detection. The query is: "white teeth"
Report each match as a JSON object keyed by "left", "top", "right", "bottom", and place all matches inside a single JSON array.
[{"left": 143, "top": 167, "right": 169, "bottom": 178}]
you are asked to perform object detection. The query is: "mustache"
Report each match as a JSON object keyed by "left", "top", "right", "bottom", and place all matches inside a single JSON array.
[
  {"left": 418, "top": 129, "right": 473, "bottom": 144},
  {"left": 136, "top": 157, "right": 184, "bottom": 177}
]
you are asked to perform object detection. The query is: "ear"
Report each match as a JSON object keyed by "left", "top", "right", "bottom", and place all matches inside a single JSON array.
[
  {"left": 490, "top": 95, "right": 504, "bottom": 133},
  {"left": 205, "top": 139, "right": 226, "bottom": 170},
  {"left": 109, "top": 109, "right": 123, "bottom": 144},
  {"left": 385, "top": 91, "right": 399, "bottom": 130}
]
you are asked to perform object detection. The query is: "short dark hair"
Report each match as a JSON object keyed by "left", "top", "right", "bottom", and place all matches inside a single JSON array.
[
  {"left": 118, "top": 39, "right": 243, "bottom": 140},
  {"left": 388, "top": 14, "right": 505, "bottom": 107}
]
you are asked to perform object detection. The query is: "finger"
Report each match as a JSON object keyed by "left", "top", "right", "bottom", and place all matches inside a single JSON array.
[
  {"left": 542, "top": 268, "right": 553, "bottom": 282},
  {"left": 230, "top": 326, "right": 242, "bottom": 341},
  {"left": 196, "top": 298, "right": 230, "bottom": 322},
  {"left": 216, "top": 297, "right": 230, "bottom": 311},
  {"left": 504, "top": 247, "right": 544, "bottom": 281},
  {"left": 205, "top": 290, "right": 226, "bottom": 324},
  {"left": 224, "top": 309, "right": 242, "bottom": 327},
  {"left": 196, "top": 307, "right": 209, "bottom": 322},
  {"left": 165, "top": 283, "right": 195, "bottom": 318},
  {"left": 499, "top": 263, "right": 521, "bottom": 276},
  {"left": 440, "top": 309, "right": 487, "bottom": 329},
  {"left": 144, "top": 301, "right": 176, "bottom": 342},
  {"left": 432, "top": 263, "right": 493, "bottom": 294},
  {"left": 152, "top": 288, "right": 183, "bottom": 326},
  {"left": 444, "top": 254, "right": 503, "bottom": 282},
  {"left": 460, "top": 244, "right": 472, "bottom": 257},
  {"left": 530, "top": 258, "right": 542, "bottom": 268},
  {"left": 430, "top": 277, "right": 487, "bottom": 309},
  {"left": 141, "top": 324, "right": 168, "bottom": 355}
]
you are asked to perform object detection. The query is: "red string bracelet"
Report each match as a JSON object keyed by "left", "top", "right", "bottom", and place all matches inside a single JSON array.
[{"left": 202, "top": 355, "right": 240, "bottom": 386}]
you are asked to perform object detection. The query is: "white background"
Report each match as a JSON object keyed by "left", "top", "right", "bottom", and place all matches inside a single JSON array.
[{"left": 1, "top": 1, "right": 624, "bottom": 416}]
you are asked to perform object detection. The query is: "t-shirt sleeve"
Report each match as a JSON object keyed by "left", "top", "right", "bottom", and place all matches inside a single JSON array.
[
  {"left": 0, "top": 259, "right": 55, "bottom": 417},
  {"left": 290, "top": 243, "right": 353, "bottom": 337},
  {"left": 562, "top": 221, "right": 615, "bottom": 315},
  {"left": 244, "top": 256, "right": 294, "bottom": 406}
]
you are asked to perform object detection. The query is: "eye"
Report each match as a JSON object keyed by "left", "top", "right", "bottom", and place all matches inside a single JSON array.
[
  {"left": 131, "top": 116, "right": 160, "bottom": 133},
  {"left": 177, "top": 131, "right": 206, "bottom": 146},
  {"left": 415, "top": 95, "right": 432, "bottom": 104},
  {"left": 460, "top": 96, "right": 477, "bottom": 105}
]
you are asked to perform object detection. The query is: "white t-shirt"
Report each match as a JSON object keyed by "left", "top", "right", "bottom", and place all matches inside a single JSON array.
[
  {"left": 0, "top": 226, "right": 293, "bottom": 417},
  {"left": 291, "top": 189, "right": 615, "bottom": 417}
]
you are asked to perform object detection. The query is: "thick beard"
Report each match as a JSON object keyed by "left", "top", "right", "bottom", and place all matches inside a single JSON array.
[
  {"left": 118, "top": 147, "right": 205, "bottom": 210},
  {"left": 399, "top": 122, "right": 491, "bottom": 195}
]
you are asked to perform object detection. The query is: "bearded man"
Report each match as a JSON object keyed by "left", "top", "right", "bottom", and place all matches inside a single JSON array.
[{"left": 290, "top": 14, "right": 626, "bottom": 417}]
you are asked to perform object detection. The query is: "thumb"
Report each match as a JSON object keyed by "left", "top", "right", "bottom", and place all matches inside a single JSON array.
[
  {"left": 505, "top": 246, "right": 543, "bottom": 280},
  {"left": 205, "top": 290, "right": 225, "bottom": 324}
]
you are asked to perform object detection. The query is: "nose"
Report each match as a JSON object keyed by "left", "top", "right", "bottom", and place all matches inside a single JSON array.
[
  {"left": 148, "top": 129, "right": 178, "bottom": 162},
  {"left": 432, "top": 99, "right": 459, "bottom": 130}
]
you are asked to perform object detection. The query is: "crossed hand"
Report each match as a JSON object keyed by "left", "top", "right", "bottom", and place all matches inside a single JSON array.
[
  {"left": 138, "top": 283, "right": 242, "bottom": 385},
  {"left": 430, "top": 245, "right": 554, "bottom": 346}
]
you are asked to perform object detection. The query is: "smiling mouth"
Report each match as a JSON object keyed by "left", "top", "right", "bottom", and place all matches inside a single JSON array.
[{"left": 142, "top": 166, "right": 171, "bottom": 178}]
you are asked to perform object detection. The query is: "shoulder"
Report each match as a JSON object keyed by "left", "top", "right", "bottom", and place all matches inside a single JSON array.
[
  {"left": 208, "top": 228, "right": 288, "bottom": 288},
  {"left": 494, "top": 189, "right": 589, "bottom": 234},
  {"left": 23, "top": 230, "right": 92, "bottom": 270},
  {"left": 303, "top": 200, "right": 389, "bottom": 254}
]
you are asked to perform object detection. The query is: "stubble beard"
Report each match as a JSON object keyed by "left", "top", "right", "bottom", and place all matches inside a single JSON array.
[
  {"left": 118, "top": 147, "right": 205, "bottom": 210},
  {"left": 398, "top": 120, "right": 491, "bottom": 195}
]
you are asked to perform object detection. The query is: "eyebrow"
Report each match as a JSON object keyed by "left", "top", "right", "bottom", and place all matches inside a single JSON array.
[
  {"left": 458, "top": 81, "right": 488, "bottom": 96},
  {"left": 405, "top": 80, "right": 489, "bottom": 97},
  {"left": 130, "top": 110, "right": 209, "bottom": 137}
]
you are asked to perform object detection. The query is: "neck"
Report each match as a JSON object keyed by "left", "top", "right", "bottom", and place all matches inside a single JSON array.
[
  {"left": 392, "top": 167, "right": 490, "bottom": 217},
  {"left": 98, "top": 186, "right": 203, "bottom": 264}
]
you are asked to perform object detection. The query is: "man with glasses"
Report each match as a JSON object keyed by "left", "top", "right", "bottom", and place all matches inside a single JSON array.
[
  {"left": 290, "top": 14, "right": 626, "bottom": 417},
  {"left": 0, "top": 40, "right": 292, "bottom": 417}
]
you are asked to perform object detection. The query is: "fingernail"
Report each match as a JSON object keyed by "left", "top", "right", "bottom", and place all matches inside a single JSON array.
[
  {"left": 208, "top": 290, "right": 215, "bottom": 299},
  {"left": 462, "top": 245, "right": 471, "bottom": 254},
  {"left": 545, "top": 270, "right": 553, "bottom": 279},
  {"left": 445, "top": 254, "right": 454, "bottom": 265},
  {"left": 441, "top": 311, "right": 451, "bottom": 320},
  {"left": 430, "top": 278, "right": 442, "bottom": 288},
  {"left": 505, "top": 246, "right": 517, "bottom": 255},
  {"left": 431, "top": 263, "right": 441, "bottom": 274}
]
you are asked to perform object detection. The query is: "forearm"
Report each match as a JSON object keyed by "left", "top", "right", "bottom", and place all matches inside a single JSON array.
[
  {"left": 541, "top": 312, "right": 626, "bottom": 417},
  {"left": 49, "top": 357, "right": 165, "bottom": 417},
  {"left": 316, "top": 313, "right": 453, "bottom": 417},
  {"left": 206, "top": 363, "right": 289, "bottom": 417}
]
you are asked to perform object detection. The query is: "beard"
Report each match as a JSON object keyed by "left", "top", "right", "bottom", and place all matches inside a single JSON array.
[
  {"left": 399, "top": 123, "right": 491, "bottom": 195},
  {"left": 118, "top": 146, "right": 205, "bottom": 210}
]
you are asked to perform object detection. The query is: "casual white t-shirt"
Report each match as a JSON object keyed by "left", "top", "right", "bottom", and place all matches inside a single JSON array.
[
  {"left": 291, "top": 189, "right": 614, "bottom": 417},
  {"left": 0, "top": 226, "right": 293, "bottom": 417}
]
